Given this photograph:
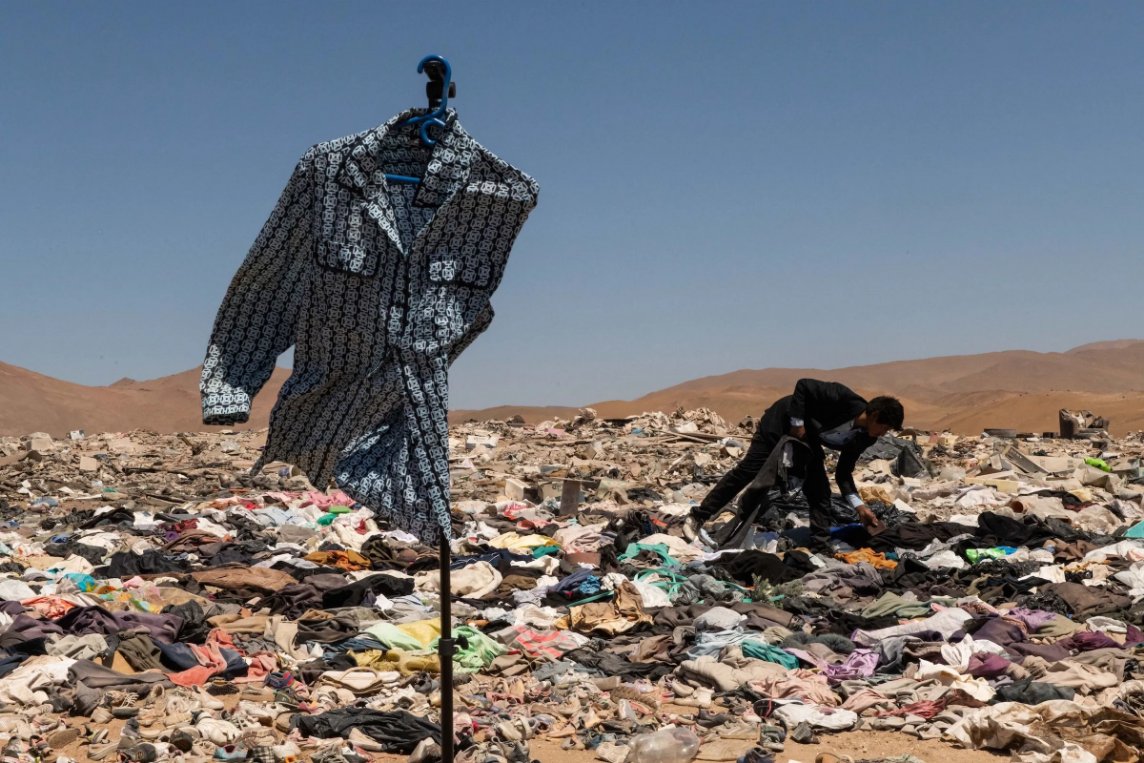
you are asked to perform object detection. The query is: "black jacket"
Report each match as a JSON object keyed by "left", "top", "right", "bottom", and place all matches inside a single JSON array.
[{"left": 778, "top": 378, "right": 876, "bottom": 498}]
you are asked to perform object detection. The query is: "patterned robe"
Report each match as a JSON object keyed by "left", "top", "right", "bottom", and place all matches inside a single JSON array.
[{"left": 200, "top": 108, "right": 539, "bottom": 544}]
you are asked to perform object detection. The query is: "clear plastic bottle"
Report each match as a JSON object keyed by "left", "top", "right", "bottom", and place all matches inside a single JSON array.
[{"left": 626, "top": 728, "right": 701, "bottom": 763}]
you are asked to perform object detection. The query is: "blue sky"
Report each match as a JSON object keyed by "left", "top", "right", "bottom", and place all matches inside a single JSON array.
[{"left": 2, "top": 2, "right": 1142, "bottom": 408}]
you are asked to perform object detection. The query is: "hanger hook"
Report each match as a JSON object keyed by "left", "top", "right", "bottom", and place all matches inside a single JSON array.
[
  {"left": 417, "top": 54, "right": 452, "bottom": 116},
  {"left": 408, "top": 55, "right": 452, "bottom": 145}
]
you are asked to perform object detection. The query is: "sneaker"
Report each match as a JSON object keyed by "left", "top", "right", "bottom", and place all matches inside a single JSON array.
[
  {"left": 758, "top": 723, "right": 786, "bottom": 752},
  {"left": 198, "top": 718, "right": 241, "bottom": 747},
  {"left": 682, "top": 515, "right": 704, "bottom": 542},
  {"left": 408, "top": 739, "right": 440, "bottom": 763},
  {"left": 0, "top": 739, "right": 24, "bottom": 763},
  {"left": 739, "top": 748, "right": 778, "bottom": 763},
  {"left": 170, "top": 730, "right": 196, "bottom": 754},
  {"left": 197, "top": 687, "right": 226, "bottom": 711},
  {"left": 696, "top": 709, "right": 732, "bottom": 728},
  {"left": 87, "top": 741, "right": 119, "bottom": 761},
  {"left": 118, "top": 742, "right": 159, "bottom": 763},
  {"left": 107, "top": 690, "right": 141, "bottom": 719},
  {"left": 272, "top": 742, "right": 301, "bottom": 762},
  {"left": 674, "top": 686, "right": 714, "bottom": 708},
  {"left": 213, "top": 744, "right": 248, "bottom": 761}
]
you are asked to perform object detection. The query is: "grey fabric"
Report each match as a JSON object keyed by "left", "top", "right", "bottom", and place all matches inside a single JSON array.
[
  {"left": 693, "top": 607, "right": 745, "bottom": 632},
  {"left": 68, "top": 659, "right": 170, "bottom": 691},
  {"left": 859, "top": 435, "right": 931, "bottom": 478}
]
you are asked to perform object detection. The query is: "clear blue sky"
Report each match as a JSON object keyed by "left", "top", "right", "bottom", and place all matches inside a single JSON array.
[{"left": 2, "top": 3, "right": 1142, "bottom": 409}]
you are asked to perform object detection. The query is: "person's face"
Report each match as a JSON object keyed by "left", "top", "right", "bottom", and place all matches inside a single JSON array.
[{"left": 865, "top": 414, "right": 892, "bottom": 438}]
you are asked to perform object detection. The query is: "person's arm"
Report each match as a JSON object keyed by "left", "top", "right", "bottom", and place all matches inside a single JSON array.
[
  {"left": 787, "top": 378, "right": 818, "bottom": 427},
  {"left": 837, "top": 436, "right": 882, "bottom": 528},
  {"left": 835, "top": 441, "right": 863, "bottom": 504}
]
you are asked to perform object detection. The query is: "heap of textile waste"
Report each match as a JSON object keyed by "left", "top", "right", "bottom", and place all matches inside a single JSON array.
[{"left": 1, "top": 412, "right": 1143, "bottom": 763}]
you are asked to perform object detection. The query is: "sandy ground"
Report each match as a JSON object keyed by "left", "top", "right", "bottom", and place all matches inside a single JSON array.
[
  {"left": 524, "top": 732, "right": 1006, "bottom": 763},
  {"left": 49, "top": 717, "right": 1004, "bottom": 763}
]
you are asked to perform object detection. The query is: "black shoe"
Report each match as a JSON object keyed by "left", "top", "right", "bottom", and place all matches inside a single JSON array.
[
  {"left": 804, "top": 535, "right": 835, "bottom": 555},
  {"left": 696, "top": 709, "right": 732, "bottom": 728}
]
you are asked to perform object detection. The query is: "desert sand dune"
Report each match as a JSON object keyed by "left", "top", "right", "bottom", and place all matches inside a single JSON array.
[{"left": 3, "top": 340, "right": 1142, "bottom": 436}]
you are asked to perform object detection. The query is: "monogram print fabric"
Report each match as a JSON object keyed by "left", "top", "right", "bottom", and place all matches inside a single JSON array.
[{"left": 200, "top": 109, "right": 539, "bottom": 544}]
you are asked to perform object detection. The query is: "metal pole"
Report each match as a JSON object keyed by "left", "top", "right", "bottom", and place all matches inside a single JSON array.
[{"left": 438, "top": 530, "right": 454, "bottom": 763}]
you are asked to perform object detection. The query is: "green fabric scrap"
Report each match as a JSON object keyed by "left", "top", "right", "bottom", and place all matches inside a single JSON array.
[
  {"left": 617, "top": 542, "right": 680, "bottom": 567},
  {"left": 966, "top": 547, "right": 1009, "bottom": 563},
  {"left": 362, "top": 622, "right": 424, "bottom": 652},
  {"left": 432, "top": 625, "right": 505, "bottom": 672},
  {"left": 860, "top": 591, "right": 931, "bottom": 619},
  {"left": 742, "top": 640, "right": 799, "bottom": 669}
]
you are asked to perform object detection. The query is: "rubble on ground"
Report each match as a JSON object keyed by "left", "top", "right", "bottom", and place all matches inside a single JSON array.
[
  {"left": 1059, "top": 409, "right": 1112, "bottom": 440},
  {"left": 0, "top": 410, "right": 1143, "bottom": 763}
]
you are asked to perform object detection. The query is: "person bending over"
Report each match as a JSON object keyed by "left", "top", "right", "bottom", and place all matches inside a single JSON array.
[{"left": 683, "top": 378, "right": 904, "bottom": 548}]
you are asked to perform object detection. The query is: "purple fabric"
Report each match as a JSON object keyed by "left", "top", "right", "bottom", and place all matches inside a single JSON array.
[
  {"left": 1056, "top": 630, "right": 1122, "bottom": 653},
  {"left": 1126, "top": 625, "right": 1144, "bottom": 645},
  {"left": 54, "top": 606, "right": 183, "bottom": 644},
  {"left": 0, "top": 601, "right": 26, "bottom": 616},
  {"left": 823, "top": 650, "right": 880, "bottom": 683},
  {"left": 972, "top": 617, "right": 1027, "bottom": 648},
  {"left": 784, "top": 647, "right": 880, "bottom": 683},
  {"left": 966, "top": 653, "right": 1012, "bottom": 679},
  {"left": 0, "top": 614, "right": 64, "bottom": 645},
  {"left": 1005, "top": 607, "right": 1057, "bottom": 632}
]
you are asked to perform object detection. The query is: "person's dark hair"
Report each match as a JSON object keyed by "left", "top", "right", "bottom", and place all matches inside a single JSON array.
[{"left": 867, "top": 396, "right": 904, "bottom": 429}]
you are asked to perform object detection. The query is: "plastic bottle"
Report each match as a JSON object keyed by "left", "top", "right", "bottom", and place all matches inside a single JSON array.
[{"left": 625, "top": 728, "right": 700, "bottom": 763}]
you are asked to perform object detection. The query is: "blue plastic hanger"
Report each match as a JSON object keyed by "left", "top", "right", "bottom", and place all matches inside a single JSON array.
[{"left": 385, "top": 55, "right": 454, "bottom": 186}]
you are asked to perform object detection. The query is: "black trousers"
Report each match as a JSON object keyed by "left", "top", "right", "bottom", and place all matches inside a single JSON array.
[{"left": 694, "top": 401, "right": 832, "bottom": 536}]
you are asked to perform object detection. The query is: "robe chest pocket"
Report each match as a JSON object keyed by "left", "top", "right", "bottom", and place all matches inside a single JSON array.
[
  {"left": 427, "top": 256, "right": 494, "bottom": 290},
  {"left": 316, "top": 239, "right": 379, "bottom": 277}
]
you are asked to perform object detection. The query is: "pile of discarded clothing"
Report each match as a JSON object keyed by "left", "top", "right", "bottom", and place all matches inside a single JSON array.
[{"left": 0, "top": 417, "right": 1143, "bottom": 763}]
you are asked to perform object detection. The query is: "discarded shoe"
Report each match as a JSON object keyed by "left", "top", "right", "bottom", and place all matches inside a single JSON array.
[
  {"left": 87, "top": 741, "right": 119, "bottom": 762},
  {"left": 696, "top": 709, "right": 732, "bottom": 728},
  {"left": 738, "top": 748, "right": 776, "bottom": 763},
  {"left": 170, "top": 730, "right": 196, "bottom": 754},
  {"left": 758, "top": 724, "right": 785, "bottom": 752},
  {"left": 682, "top": 515, "right": 715, "bottom": 546},
  {"left": 214, "top": 744, "right": 248, "bottom": 761},
  {"left": 272, "top": 742, "right": 301, "bottom": 763},
  {"left": 674, "top": 686, "right": 714, "bottom": 708},
  {"left": 198, "top": 719, "right": 241, "bottom": 747},
  {"left": 118, "top": 743, "right": 159, "bottom": 763},
  {"left": 0, "top": 739, "right": 25, "bottom": 763},
  {"left": 790, "top": 722, "right": 818, "bottom": 745}
]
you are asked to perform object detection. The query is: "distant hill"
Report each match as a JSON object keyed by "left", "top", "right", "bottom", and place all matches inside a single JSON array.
[
  {"left": 3, "top": 340, "right": 1143, "bottom": 436},
  {"left": 0, "top": 363, "right": 290, "bottom": 436},
  {"left": 452, "top": 340, "right": 1144, "bottom": 434}
]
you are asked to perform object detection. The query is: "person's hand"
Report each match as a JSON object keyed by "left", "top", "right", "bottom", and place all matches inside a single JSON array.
[
  {"left": 857, "top": 504, "right": 884, "bottom": 533},
  {"left": 790, "top": 425, "right": 806, "bottom": 440}
]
